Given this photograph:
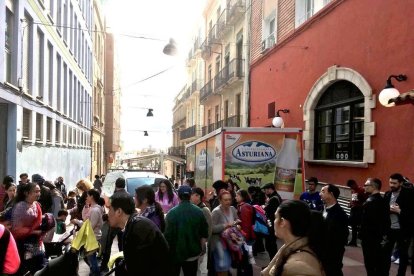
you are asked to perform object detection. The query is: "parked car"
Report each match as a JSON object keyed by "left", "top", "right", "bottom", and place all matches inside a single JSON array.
[{"left": 101, "top": 171, "right": 167, "bottom": 201}]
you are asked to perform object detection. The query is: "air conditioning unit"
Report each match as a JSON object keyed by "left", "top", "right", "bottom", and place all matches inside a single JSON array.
[{"left": 261, "top": 40, "right": 267, "bottom": 51}]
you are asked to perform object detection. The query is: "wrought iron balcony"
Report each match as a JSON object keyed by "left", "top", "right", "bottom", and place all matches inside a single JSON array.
[
  {"left": 200, "top": 80, "right": 213, "bottom": 102},
  {"left": 227, "top": 0, "right": 246, "bottom": 25},
  {"left": 216, "top": 9, "right": 231, "bottom": 39},
  {"left": 200, "top": 38, "right": 211, "bottom": 59},
  {"left": 191, "top": 79, "right": 202, "bottom": 94},
  {"left": 168, "top": 146, "right": 185, "bottom": 157},
  {"left": 208, "top": 24, "right": 219, "bottom": 45},
  {"left": 221, "top": 58, "right": 245, "bottom": 85},
  {"left": 223, "top": 115, "right": 242, "bottom": 127},
  {"left": 201, "top": 120, "right": 223, "bottom": 136},
  {"left": 180, "top": 125, "right": 201, "bottom": 140}
]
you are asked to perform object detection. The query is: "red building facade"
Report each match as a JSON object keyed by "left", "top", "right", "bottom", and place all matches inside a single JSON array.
[{"left": 249, "top": 0, "right": 414, "bottom": 189}]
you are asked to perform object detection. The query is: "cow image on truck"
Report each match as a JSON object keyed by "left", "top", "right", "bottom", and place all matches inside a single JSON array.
[{"left": 185, "top": 127, "right": 305, "bottom": 200}]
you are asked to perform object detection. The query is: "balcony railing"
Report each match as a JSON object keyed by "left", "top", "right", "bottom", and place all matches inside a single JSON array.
[
  {"left": 200, "top": 38, "right": 210, "bottom": 59},
  {"left": 191, "top": 79, "right": 202, "bottom": 93},
  {"left": 227, "top": 0, "right": 246, "bottom": 25},
  {"left": 207, "top": 25, "right": 219, "bottom": 45},
  {"left": 216, "top": 9, "right": 230, "bottom": 39},
  {"left": 223, "top": 58, "right": 245, "bottom": 84},
  {"left": 201, "top": 116, "right": 242, "bottom": 136},
  {"left": 214, "top": 73, "right": 223, "bottom": 92},
  {"left": 168, "top": 146, "right": 185, "bottom": 156},
  {"left": 202, "top": 120, "right": 223, "bottom": 136},
  {"left": 223, "top": 115, "right": 242, "bottom": 127},
  {"left": 200, "top": 80, "right": 213, "bottom": 102},
  {"left": 180, "top": 125, "right": 201, "bottom": 140}
]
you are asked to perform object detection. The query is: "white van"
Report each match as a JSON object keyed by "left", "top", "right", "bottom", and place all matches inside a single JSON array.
[{"left": 102, "top": 171, "right": 167, "bottom": 199}]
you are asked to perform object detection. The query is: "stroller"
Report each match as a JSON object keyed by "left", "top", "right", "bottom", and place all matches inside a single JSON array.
[
  {"left": 35, "top": 220, "right": 97, "bottom": 276},
  {"left": 43, "top": 225, "right": 77, "bottom": 259}
]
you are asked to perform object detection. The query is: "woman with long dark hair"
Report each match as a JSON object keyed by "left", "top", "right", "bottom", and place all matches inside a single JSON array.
[
  {"left": 155, "top": 180, "right": 178, "bottom": 214},
  {"left": 135, "top": 185, "right": 165, "bottom": 232},
  {"left": 261, "top": 200, "right": 325, "bottom": 276},
  {"left": 11, "top": 182, "right": 46, "bottom": 275}
]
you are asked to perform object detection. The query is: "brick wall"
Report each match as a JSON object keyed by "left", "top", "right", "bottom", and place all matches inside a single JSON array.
[
  {"left": 250, "top": 0, "right": 263, "bottom": 64},
  {"left": 277, "top": 0, "right": 295, "bottom": 42}
]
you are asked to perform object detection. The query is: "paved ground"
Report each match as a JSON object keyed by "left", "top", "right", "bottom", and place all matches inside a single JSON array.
[{"left": 77, "top": 239, "right": 408, "bottom": 275}]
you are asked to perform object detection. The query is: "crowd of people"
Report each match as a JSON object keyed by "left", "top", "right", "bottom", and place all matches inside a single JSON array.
[{"left": 0, "top": 172, "right": 413, "bottom": 276}]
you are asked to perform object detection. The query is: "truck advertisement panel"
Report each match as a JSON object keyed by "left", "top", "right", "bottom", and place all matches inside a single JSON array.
[
  {"left": 224, "top": 132, "right": 303, "bottom": 200},
  {"left": 186, "top": 145, "right": 195, "bottom": 172},
  {"left": 194, "top": 141, "right": 207, "bottom": 189}
]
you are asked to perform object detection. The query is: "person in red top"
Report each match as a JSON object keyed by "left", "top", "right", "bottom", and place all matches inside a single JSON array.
[
  {"left": 11, "top": 182, "right": 46, "bottom": 275},
  {"left": 347, "top": 179, "right": 368, "bottom": 246},
  {"left": 235, "top": 189, "right": 255, "bottom": 243},
  {"left": 0, "top": 223, "right": 20, "bottom": 274}
]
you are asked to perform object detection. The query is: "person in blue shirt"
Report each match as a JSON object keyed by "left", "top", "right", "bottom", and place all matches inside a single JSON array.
[{"left": 300, "top": 177, "right": 323, "bottom": 211}]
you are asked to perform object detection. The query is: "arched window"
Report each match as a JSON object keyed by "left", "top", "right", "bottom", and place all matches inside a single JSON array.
[{"left": 314, "top": 81, "right": 364, "bottom": 161}]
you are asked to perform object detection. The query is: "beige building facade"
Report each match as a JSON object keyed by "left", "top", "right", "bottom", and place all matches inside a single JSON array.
[
  {"left": 171, "top": 0, "right": 250, "bottom": 180},
  {"left": 92, "top": 0, "right": 105, "bottom": 177}
]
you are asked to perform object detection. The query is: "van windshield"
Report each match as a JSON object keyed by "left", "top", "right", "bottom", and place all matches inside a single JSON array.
[{"left": 127, "top": 177, "right": 156, "bottom": 193}]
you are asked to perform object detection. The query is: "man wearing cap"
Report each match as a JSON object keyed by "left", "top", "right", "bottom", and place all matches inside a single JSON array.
[
  {"left": 165, "top": 185, "right": 209, "bottom": 276},
  {"left": 261, "top": 183, "right": 281, "bottom": 259},
  {"left": 300, "top": 176, "right": 323, "bottom": 211}
]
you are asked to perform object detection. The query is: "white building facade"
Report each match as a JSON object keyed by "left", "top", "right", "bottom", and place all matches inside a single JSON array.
[{"left": 0, "top": 0, "right": 93, "bottom": 188}]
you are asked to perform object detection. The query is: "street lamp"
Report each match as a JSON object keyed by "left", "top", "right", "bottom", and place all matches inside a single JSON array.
[
  {"left": 163, "top": 38, "right": 178, "bottom": 56},
  {"left": 379, "top": 74, "right": 407, "bottom": 107},
  {"left": 272, "top": 109, "right": 290, "bottom": 128}
]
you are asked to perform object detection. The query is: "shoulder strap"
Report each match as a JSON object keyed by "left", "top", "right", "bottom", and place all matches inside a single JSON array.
[{"left": 0, "top": 228, "right": 11, "bottom": 273}]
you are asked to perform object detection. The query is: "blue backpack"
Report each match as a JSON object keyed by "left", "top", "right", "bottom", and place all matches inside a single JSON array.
[{"left": 252, "top": 205, "right": 269, "bottom": 235}]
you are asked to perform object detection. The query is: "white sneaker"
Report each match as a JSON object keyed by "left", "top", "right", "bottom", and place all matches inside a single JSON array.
[
  {"left": 394, "top": 258, "right": 400, "bottom": 264},
  {"left": 391, "top": 256, "right": 397, "bottom": 262}
]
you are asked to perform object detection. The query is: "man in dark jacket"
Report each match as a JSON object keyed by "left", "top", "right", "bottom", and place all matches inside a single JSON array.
[
  {"left": 320, "top": 184, "right": 349, "bottom": 276},
  {"left": 100, "top": 178, "right": 129, "bottom": 272},
  {"left": 107, "top": 192, "right": 170, "bottom": 276},
  {"left": 360, "top": 178, "right": 390, "bottom": 276},
  {"left": 262, "top": 183, "right": 281, "bottom": 259},
  {"left": 383, "top": 173, "right": 414, "bottom": 276}
]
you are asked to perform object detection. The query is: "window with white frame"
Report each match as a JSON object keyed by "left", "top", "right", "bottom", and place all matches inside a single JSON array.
[
  {"left": 295, "top": 0, "right": 332, "bottom": 28},
  {"left": 23, "top": 109, "right": 31, "bottom": 139},
  {"left": 36, "top": 113, "right": 43, "bottom": 141},
  {"left": 262, "top": 15, "right": 276, "bottom": 51},
  {"left": 23, "top": 12, "right": 33, "bottom": 93},
  {"left": 47, "top": 43, "right": 53, "bottom": 106},
  {"left": 37, "top": 28, "right": 45, "bottom": 99},
  {"left": 56, "top": 121, "right": 61, "bottom": 144},
  {"left": 5, "top": 2, "right": 14, "bottom": 84},
  {"left": 314, "top": 81, "right": 364, "bottom": 161},
  {"left": 46, "top": 117, "right": 52, "bottom": 142}
]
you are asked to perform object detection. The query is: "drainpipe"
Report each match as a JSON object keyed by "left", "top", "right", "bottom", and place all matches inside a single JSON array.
[{"left": 242, "top": 0, "right": 252, "bottom": 127}]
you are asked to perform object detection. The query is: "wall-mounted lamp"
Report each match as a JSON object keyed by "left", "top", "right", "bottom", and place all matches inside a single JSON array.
[
  {"left": 146, "top": 109, "right": 154, "bottom": 117},
  {"left": 144, "top": 131, "right": 149, "bottom": 136},
  {"left": 379, "top": 74, "right": 407, "bottom": 107},
  {"left": 272, "top": 109, "right": 290, "bottom": 128}
]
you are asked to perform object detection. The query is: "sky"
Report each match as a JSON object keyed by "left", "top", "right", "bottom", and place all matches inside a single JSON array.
[{"left": 103, "top": 0, "right": 206, "bottom": 152}]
